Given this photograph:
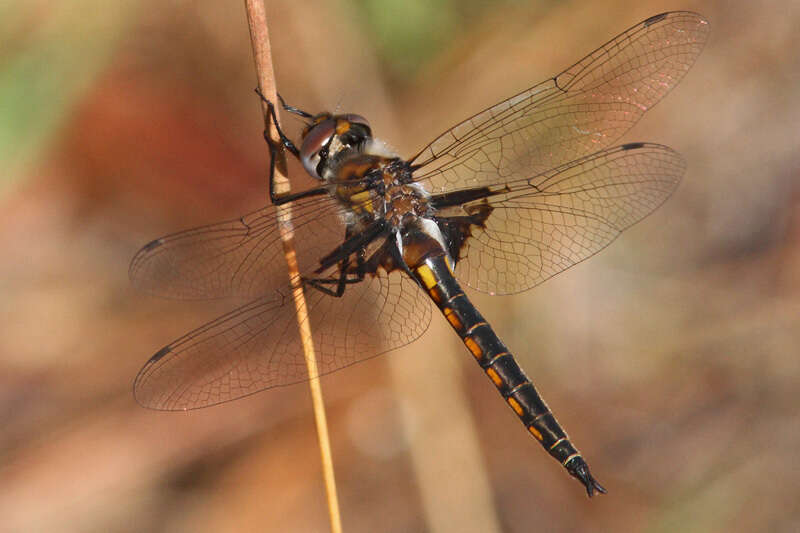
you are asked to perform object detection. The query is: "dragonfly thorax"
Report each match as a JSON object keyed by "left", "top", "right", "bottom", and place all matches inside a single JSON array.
[{"left": 330, "top": 152, "right": 431, "bottom": 229}]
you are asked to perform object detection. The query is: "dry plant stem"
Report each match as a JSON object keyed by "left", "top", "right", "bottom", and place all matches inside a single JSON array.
[{"left": 244, "top": 2, "right": 343, "bottom": 532}]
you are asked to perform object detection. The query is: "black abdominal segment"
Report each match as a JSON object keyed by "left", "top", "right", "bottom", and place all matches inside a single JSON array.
[{"left": 410, "top": 251, "right": 606, "bottom": 496}]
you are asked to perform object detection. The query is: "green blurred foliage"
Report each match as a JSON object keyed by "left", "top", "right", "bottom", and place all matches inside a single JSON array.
[
  {"left": 350, "top": 0, "right": 546, "bottom": 80},
  {"left": 0, "top": 2, "right": 132, "bottom": 194}
]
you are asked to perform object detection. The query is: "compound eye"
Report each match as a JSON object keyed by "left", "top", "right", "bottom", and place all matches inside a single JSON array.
[
  {"left": 300, "top": 118, "right": 336, "bottom": 179},
  {"left": 334, "top": 113, "right": 372, "bottom": 148},
  {"left": 341, "top": 114, "right": 370, "bottom": 131}
]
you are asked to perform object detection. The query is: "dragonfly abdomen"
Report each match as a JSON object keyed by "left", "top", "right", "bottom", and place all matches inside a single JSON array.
[{"left": 410, "top": 250, "right": 606, "bottom": 496}]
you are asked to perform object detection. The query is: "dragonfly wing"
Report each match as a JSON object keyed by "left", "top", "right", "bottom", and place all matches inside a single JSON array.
[
  {"left": 411, "top": 12, "right": 708, "bottom": 193},
  {"left": 129, "top": 194, "right": 347, "bottom": 300},
  {"left": 441, "top": 143, "right": 685, "bottom": 294},
  {"left": 134, "top": 268, "right": 431, "bottom": 410}
]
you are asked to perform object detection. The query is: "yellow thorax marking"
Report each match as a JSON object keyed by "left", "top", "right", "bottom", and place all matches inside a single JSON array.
[{"left": 349, "top": 190, "right": 373, "bottom": 214}]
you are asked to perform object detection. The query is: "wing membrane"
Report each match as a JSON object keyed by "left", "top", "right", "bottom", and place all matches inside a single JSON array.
[
  {"left": 411, "top": 12, "right": 708, "bottom": 193},
  {"left": 134, "top": 270, "right": 431, "bottom": 410},
  {"left": 446, "top": 143, "right": 685, "bottom": 294},
  {"left": 129, "top": 195, "right": 347, "bottom": 300}
]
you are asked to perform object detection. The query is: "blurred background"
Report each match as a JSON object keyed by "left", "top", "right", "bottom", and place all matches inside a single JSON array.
[{"left": 1, "top": 0, "right": 798, "bottom": 531}]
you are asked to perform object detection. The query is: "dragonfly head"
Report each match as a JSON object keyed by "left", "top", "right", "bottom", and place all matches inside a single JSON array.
[{"left": 300, "top": 113, "right": 372, "bottom": 179}]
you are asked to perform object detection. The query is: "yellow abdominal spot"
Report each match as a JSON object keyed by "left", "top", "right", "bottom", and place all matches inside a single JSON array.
[
  {"left": 443, "top": 307, "right": 462, "bottom": 330},
  {"left": 428, "top": 287, "right": 442, "bottom": 304},
  {"left": 507, "top": 396, "right": 524, "bottom": 416},
  {"left": 485, "top": 367, "right": 503, "bottom": 387},
  {"left": 444, "top": 255, "right": 454, "bottom": 275},
  {"left": 463, "top": 337, "right": 482, "bottom": 359},
  {"left": 528, "top": 426, "right": 543, "bottom": 441},
  {"left": 416, "top": 264, "right": 437, "bottom": 289}
]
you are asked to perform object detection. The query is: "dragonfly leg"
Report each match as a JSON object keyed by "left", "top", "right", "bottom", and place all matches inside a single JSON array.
[
  {"left": 255, "top": 88, "right": 301, "bottom": 157},
  {"left": 304, "top": 268, "right": 365, "bottom": 297},
  {"left": 255, "top": 89, "right": 310, "bottom": 204},
  {"left": 306, "top": 232, "right": 368, "bottom": 297},
  {"left": 261, "top": 99, "right": 330, "bottom": 205},
  {"left": 277, "top": 93, "right": 313, "bottom": 119}
]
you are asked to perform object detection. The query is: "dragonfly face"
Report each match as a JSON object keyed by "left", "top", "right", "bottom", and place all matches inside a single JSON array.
[
  {"left": 130, "top": 12, "right": 709, "bottom": 496},
  {"left": 299, "top": 112, "right": 372, "bottom": 180}
]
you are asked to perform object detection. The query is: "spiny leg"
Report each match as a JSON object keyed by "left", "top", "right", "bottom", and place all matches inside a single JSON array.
[
  {"left": 277, "top": 93, "right": 313, "bottom": 119},
  {"left": 306, "top": 227, "right": 368, "bottom": 297},
  {"left": 262, "top": 98, "right": 299, "bottom": 204},
  {"left": 255, "top": 91, "right": 329, "bottom": 205},
  {"left": 255, "top": 88, "right": 301, "bottom": 157}
]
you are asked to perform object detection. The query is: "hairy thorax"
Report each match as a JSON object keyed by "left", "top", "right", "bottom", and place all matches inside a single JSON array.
[{"left": 330, "top": 152, "right": 431, "bottom": 231}]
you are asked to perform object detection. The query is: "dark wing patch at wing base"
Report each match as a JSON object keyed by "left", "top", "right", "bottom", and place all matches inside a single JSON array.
[{"left": 449, "top": 143, "right": 686, "bottom": 295}]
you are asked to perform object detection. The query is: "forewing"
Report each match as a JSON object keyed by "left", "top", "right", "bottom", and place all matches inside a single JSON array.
[
  {"left": 129, "top": 194, "right": 347, "bottom": 300},
  {"left": 449, "top": 143, "right": 685, "bottom": 294},
  {"left": 411, "top": 12, "right": 708, "bottom": 192},
  {"left": 134, "top": 269, "right": 431, "bottom": 410}
]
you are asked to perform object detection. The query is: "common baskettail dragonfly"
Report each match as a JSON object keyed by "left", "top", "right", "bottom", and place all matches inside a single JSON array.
[{"left": 130, "top": 12, "right": 708, "bottom": 496}]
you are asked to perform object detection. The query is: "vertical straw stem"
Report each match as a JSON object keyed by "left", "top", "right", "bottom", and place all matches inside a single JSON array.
[{"left": 243, "top": 2, "right": 343, "bottom": 532}]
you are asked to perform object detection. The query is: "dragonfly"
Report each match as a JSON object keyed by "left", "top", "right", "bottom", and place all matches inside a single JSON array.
[{"left": 130, "top": 11, "right": 709, "bottom": 496}]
